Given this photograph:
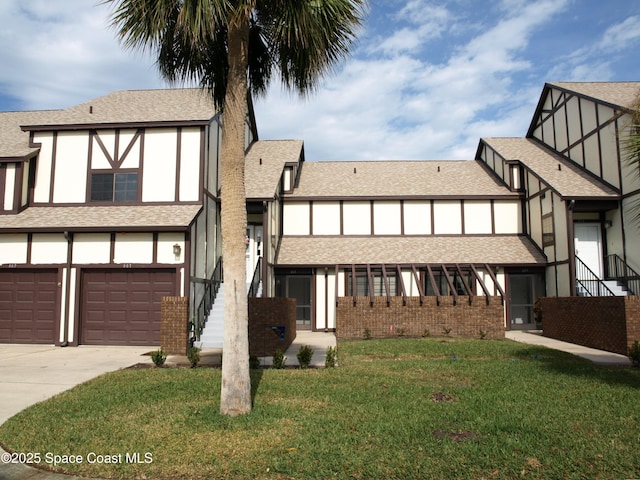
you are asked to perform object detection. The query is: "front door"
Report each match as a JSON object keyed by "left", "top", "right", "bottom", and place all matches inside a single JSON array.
[
  {"left": 508, "top": 273, "right": 544, "bottom": 330},
  {"left": 574, "top": 223, "right": 603, "bottom": 278},
  {"left": 287, "top": 276, "right": 312, "bottom": 330}
]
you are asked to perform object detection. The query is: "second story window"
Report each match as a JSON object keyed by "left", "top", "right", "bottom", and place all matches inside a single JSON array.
[{"left": 90, "top": 172, "right": 138, "bottom": 202}]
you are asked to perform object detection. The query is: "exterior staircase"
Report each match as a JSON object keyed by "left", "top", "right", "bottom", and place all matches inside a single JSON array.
[
  {"left": 194, "top": 280, "right": 263, "bottom": 349},
  {"left": 602, "top": 280, "right": 630, "bottom": 296}
]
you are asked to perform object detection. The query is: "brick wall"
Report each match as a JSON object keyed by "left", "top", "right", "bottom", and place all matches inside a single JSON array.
[
  {"left": 541, "top": 296, "right": 640, "bottom": 355},
  {"left": 161, "top": 296, "right": 189, "bottom": 355},
  {"left": 249, "top": 297, "right": 297, "bottom": 356},
  {"left": 335, "top": 296, "right": 504, "bottom": 341}
]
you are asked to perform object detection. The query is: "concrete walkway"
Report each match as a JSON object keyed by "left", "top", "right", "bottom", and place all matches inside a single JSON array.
[
  {"left": 0, "top": 344, "right": 153, "bottom": 480},
  {"left": 505, "top": 330, "right": 631, "bottom": 366}
]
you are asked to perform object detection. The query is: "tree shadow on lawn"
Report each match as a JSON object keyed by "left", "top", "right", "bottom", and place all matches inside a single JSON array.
[
  {"left": 510, "top": 344, "right": 640, "bottom": 390},
  {"left": 250, "top": 368, "right": 263, "bottom": 406}
]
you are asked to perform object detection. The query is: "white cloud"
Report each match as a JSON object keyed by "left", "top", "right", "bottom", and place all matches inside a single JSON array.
[
  {"left": 599, "top": 16, "right": 640, "bottom": 51},
  {"left": 1, "top": 0, "right": 638, "bottom": 163},
  {"left": 256, "top": 0, "right": 575, "bottom": 160},
  {"left": 0, "top": 0, "right": 164, "bottom": 110}
]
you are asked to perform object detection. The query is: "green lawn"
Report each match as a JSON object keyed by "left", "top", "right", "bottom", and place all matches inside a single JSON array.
[{"left": 1, "top": 338, "right": 639, "bottom": 480}]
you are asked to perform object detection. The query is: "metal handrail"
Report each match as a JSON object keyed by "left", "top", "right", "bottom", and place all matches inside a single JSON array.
[
  {"left": 194, "top": 257, "right": 223, "bottom": 340},
  {"left": 248, "top": 257, "right": 262, "bottom": 298},
  {"left": 606, "top": 254, "right": 639, "bottom": 296},
  {"left": 575, "top": 255, "right": 614, "bottom": 296}
]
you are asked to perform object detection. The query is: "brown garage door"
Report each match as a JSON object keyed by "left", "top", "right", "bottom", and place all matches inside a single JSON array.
[
  {"left": 80, "top": 269, "right": 176, "bottom": 346},
  {"left": 0, "top": 269, "right": 58, "bottom": 344}
]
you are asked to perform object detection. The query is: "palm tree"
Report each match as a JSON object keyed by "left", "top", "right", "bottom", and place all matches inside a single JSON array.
[
  {"left": 105, "top": 0, "right": 366, "bottom": 416},
  {"left": 624, "top": 95, "right": 640, "bottom": 228}
]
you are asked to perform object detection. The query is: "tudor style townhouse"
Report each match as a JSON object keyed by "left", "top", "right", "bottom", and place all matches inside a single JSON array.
[{"left": 1, "top": 81, "right": 639, "bottom": 348}]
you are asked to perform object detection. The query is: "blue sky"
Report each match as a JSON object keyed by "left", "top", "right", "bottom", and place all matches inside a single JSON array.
[{"left": 1, "top": 0, "right": 639, "bottom": 161}]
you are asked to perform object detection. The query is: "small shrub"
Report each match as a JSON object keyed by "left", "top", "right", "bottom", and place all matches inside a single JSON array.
[
  {"left": 272, "top": 349, "right": 286, "bottom": 369},
  {"left": 628, "top": 340, "right": 640, "bottom": 367},
  {"left": 363, "top": 328, "right": 371, "bottom": 340},
  {"left": 479, "top": 329, "right": 487, "bottom": 340},
  {"left": 297, "top": 345, "right": 314, "bottom": 369},
  {"left": 187, "top": 347, "right": 200, "bottom": 368},
  {"left": 422, "top": 329, "right": 431, "bottom": 338},
  {"left": 249, "top": 355, "right": 261, "bottom": 369},
  {"left": 151, "top": 348, "right": 167, "bottom": 367},
  {"left": 325, "top": 346, "right": 337, "bottom": 368},
  {"left": 397, "top": 328, "right": 405, "bottom": 337},
  {"left": 442, "top": 327, "right": 452, "bottom": 336}
]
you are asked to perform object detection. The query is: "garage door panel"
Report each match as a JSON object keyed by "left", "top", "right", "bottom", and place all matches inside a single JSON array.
[
  {"left": 0, "top": 270, "right": 58, "bottom": 344},
  {"left": 81, "top": 269, "right": 175, "bottom": 346}
]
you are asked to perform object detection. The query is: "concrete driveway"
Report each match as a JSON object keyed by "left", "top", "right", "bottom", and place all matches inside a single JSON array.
[{"left": 0, "top": 345, "right": 152, "bottom": 425}]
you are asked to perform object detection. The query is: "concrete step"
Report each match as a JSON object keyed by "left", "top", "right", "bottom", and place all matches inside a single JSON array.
[
  {"left": 195, "top": 285, "right": 225, "bottom": 349},
  {"left": 603, "top": 280, "right": 630, "bottom": 296}
]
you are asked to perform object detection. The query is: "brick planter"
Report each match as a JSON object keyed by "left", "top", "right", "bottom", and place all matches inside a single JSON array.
[
  {"left": 335, "top": 296, "right": 504, "bottom": 341},
  {"left": 161, "top": 296, "right": 189, "bottom": 355}
]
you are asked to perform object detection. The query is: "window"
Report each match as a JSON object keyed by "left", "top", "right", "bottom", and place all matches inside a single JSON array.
[
  {"left": 542, "top": 213, "right": 554, "bottom": 247},
  {"left": 425, "top": 268, "right": 474, "bottom": 296},
  {"left": 90, "top": 172, "right": 138, "bottom": 202},
  {"left": 346, "top": 270, "right": 397, "bottom": 296}
]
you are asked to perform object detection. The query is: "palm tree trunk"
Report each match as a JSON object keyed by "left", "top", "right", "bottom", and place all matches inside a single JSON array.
[{"left": 219, "top": 15, "right": 251, "bottom": 417}]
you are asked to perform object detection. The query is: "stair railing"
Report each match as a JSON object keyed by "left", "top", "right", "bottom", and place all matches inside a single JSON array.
[
  {"left": 194, "top": 257, "right": 223, "bottom": 341},
  {"left": 575, "top": 255, "right": 614, "bottom": 297},
  {"left": 606, "top": 254, "right": 639, "bottom": 296},
  {"left": 248, "top": 257, "right": 262, "bottom": 298}
]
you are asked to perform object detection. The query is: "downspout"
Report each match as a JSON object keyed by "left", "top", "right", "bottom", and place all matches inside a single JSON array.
[{"left": 61, "top": 231, "right": 73, "bottom": 346}]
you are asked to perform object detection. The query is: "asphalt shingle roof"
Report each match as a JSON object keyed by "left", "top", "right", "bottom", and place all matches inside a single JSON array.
[
  {"left": 245, "top": 140, "right": 303, "bottom": 199},
  {"left": 288, "top": 160, "right": 516, "bottom": 198},
  {"left": 276, "top": 235, "right": 546, "bottom": 266},
  {"left": 0, "top": 205, "right": 202, "bottom": 231},
  {"left": 1, "top": 89, "right": 218, "bottom": 159},
  {"left": 481, "top": 138, "right": 618, "bottom": 199},
  {"left": 550, "top": 82, "right": 640, "bottom": 110},
  {"left": 0, "top": 110, "right": 60, "bottom": 158},
  {"left": 22, "top": 89, "right": 217, "bottom": 127}
]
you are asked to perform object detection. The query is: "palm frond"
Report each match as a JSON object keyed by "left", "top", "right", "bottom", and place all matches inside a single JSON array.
[
  {"left": 259, "top": 0, "right": 367, "bottom": 95},
  {"left": 622, "top": 94, "right": 640, "bottom": 228}
]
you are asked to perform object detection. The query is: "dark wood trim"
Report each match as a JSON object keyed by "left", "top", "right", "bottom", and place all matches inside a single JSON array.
[
  {"left": 0, "top": 164, "right": 5, "bottom": 210},
  {"left": 14, "top": 162, "right": 24, "bottom": 212},
  {"left": 22, "top": 119, "right": 211, "bottom": 132},
  {"left": 430, "top": 200, "right": 435, "bottom": 234},
  {"left": 460, "top": 200, "right": 465, "bottom": 234},
  {"left": 25, "top": 233, "right": 33, "bottom": 264},
  {"left": 119, "top": 129, "right": 143, "bottom": 167},
  {"left": 309, "top": 200, "right": 314, "bottom": 235},
  {"left": 175, "top": 127, "right": 182, "bottom": 202},
  {"left": 109, "top": 232, "right": 116, "bottom": 264},
  {"left": 285, "top": 193, "right": 522, "bottom": 202},
  {"left": 199, "top": 126, "right": 206, "bottom": 203},
  {"left": 370, "top": 200, "right": 374, "bottom": 235},
  {"left": 138, "top": 130, "right": 145, "bottom": 201},
  {"left": 490, "top": 199, "right": 495, "bottom": 234},
  {"left": 92, "top": 130, "right": 115, "bottom": 167}
]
